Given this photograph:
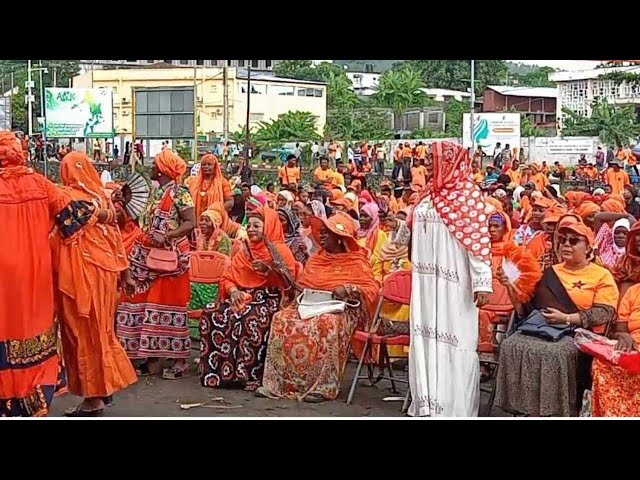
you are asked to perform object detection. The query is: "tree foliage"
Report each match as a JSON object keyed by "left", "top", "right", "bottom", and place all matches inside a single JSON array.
[
  {"left": 400, "top": 60, "right": 509, "bottom": 96},
  {"left": 514, "top": 66, "right": 556, "bottom": 87},
  {"left": 273, "top": 60, "right": 359, "bottom": 109},
  {"left": 252, "top": 111, "right": 321, "bottom": 146},
  {"left": 372, "top": 66, "right": 432, "bottom": 113},
  {"left": 443, "top": 99, "right": 467, "bottom": 137},
  {"left": 325, "top": 108, "right": 393, "bottom": 141},
  {"left": 561, "top": 98, "right": 640, "bottom": 146},
  {"left": 0, "top": 60, "right": 80, "bottom": 132}
]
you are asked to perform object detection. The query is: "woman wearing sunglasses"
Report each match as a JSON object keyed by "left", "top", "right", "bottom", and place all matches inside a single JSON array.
[{"left": 494, "top": 215, "right": 619, "bottom": 417}]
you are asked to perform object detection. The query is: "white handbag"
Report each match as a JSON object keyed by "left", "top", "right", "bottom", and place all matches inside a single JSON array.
[{"left": 296, "top": 289, "right": 347, "bottom": 320}]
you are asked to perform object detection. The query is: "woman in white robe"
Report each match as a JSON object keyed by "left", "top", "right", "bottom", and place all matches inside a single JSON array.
[{"left": 408, "top": 141, "right": 493, "bottom": 417}]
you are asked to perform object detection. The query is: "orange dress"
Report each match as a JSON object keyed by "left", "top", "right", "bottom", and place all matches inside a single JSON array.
[
  {"left": 53, "top": 153, "right": 137, "bottom": 398},
  {"left": 188, "top": 154, "right": 232, "bottom": 219}
]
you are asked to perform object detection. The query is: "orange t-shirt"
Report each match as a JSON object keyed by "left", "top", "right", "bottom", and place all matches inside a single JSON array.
[
  {"left": 472, "top": 171, "right": 485, "bottom": 185},
  {"left": 416, "top": 145, "right": 427, "bottom": 160},
  {"left": 533, "top": 173, "right": 550, "bottom": 191},
  {"left": 605, "top": 168, "right": 630, "bottom": 195},
  {"left": 618, "top": 283, "right": 640, "bottom": 336},
  {"left": 507, "top": 169, "right": 521, "bottom": 186},
  {"left": 411, "top": 165, "right": 428, "bottom": 189},
  {"left": 394, "top": 147, "right": 403, "bottom": 161},
  {"left": 314, "top": 166, "right": 335, "bottom": 184},
  {"left": 279, "top": 166, "right": 301, "bottom": 185},
  {"left": 401, "top": 147, "right": 412, "bottom": 158},
  {"left": 362, "top": 163, "right": 372, "bottom": 173},
  {"left": 332, "top": 172, "right": 345, "bottom": 187},
  {"left": 553, "top": 263, "right": 619, "bottom": 311}
]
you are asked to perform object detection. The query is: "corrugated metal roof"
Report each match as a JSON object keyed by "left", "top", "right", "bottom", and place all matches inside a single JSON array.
[
  {"left": 420, "top": 88, "right": 471, "bottom": 97},
  {"left": 236, "top": 68, "right": 327, "bottom": 85},
  {"left": 487, "top": 85, "right": 557, "bottom": 98},
  {"left": 549, "top": 65, "right": 640, "bottom": 82}
]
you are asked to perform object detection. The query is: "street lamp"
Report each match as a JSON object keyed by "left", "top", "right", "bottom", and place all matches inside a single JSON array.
[{"left": 26, "top": 60, "right": 48, "bottom": 137}]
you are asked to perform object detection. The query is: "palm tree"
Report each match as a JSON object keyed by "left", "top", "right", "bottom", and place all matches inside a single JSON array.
[
  {"left": 373, "top": 67, "right": 430, "bottom": 114},
  {"left": 562, "top": 98, "right": 640, "bottom": 146}
]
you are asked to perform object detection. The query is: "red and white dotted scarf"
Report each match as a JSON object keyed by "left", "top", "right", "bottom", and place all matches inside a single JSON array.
[{"left": 428, "top": 141, "right": 492, "bottom": 264}]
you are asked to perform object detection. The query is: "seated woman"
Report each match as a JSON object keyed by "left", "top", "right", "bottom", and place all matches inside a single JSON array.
[
  {"left": 199, "top": 207, "right": 296, "bottom": 391},
  {"left": 612, "top": 222, "right": 640, "bottom": 297},
  {"left": 591, "top": 283, "right": 640, "bottom": 417},
  {"left": 494, "top": 217, "right": 619, "bottom": 417},
  {"left": 277, "top": 207, "right": 309, "bottom": 265},
  {"left": 188, "top": 208, "right": 233, "bottom": 339},
  {"left": 258, "top": 212, "right": 380, "bottom": 402},
  {"left": 209, "top": 201, "right": 247, "bottom": 240},
  {"left": 595, "top": 218, "right": 630, "bottom": 270},
  {"left": 357, "top": 201, "right": 387, "bottom": 261}
]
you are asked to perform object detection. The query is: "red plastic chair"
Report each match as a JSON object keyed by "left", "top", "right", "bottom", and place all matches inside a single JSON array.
[
  {"left": 346, "top": 270, "right": 412, "bottom": 409},
  {"left": 188, "top": 251, "right": 230, "bottom": 320}
]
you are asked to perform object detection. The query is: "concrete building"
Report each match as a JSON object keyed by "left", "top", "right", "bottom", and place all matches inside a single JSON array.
[
  {"left": 346, "top": 71, "right": 381, "bottom": 96},
  {"left": 421, "top": 88, "right": 471, "bottom": 103},
  {"left": 482, "top": 85, "right": 557, "bottom": 128},
  {"left": 79, "top": 60, "right": 277, "bottom": 71},
  {"left": 549, "top": 65, "right": 640, "bottom": 127},
  {"left": 73, "top": 65, "right": 327, "bottom": 144}
]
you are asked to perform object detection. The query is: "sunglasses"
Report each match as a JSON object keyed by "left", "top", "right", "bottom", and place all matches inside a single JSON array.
[{"left": 557, "top": 234, "right": 584, "bottom": 246}]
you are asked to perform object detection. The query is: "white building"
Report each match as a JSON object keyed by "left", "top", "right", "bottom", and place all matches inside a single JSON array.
[
  {"left": 549, "top": 65, "right": 640, "bottom": 127},
  {"left": 421, "top": 88, "right": 471, "bottom": 102},
  {"left": 346, "top": 71, "right": 381, "bottom": 96}
]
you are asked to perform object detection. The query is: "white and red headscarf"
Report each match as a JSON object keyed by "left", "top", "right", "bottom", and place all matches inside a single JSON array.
[{"left": 428, "top": 141, "right": 492, "bottom": 264}]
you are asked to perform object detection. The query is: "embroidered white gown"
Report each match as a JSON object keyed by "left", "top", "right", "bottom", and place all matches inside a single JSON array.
[{"left": 408, "top": 197, "right": 493, "bottom": 417}]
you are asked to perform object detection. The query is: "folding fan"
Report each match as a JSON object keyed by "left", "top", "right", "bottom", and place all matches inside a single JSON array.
[{"left": 121, "top": 172, "right": 151, "bottom": 220}]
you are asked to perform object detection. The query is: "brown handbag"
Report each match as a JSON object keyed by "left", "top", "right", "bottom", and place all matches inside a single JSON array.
[{"left": 146, "top": 248, "right": 178, "bottom": 273}]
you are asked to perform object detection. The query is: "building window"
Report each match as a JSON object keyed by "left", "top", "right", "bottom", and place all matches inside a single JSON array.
[
  {"left": 266, "top": 60, "right": 272, "bottom": 68},
  {"left": 313, "top": 88, "right": 323, "bottom": 97},
  {"left": 211, "top": 60, "right": 218, "bottom": 66},
  {"left": 251, "top": 60, "right": 260, "bottom": 68},
  {"left": 163, "top": 60, "right": 173, "bottom": 64},
  {"left": 227, "top": 60, "right": 233, "bottom": 66},
  {"left": 196, "top": 60, "right": 204, "bottom": 66},
  {"left": 238, "top": 60, "right": 245, "bottom": 67},
  {"left": 272, "top": 86, "right": 295, "bottom": 96},
  {"left": 179, "top": 60, "right": 189, "bottom": 65},
  {"left": 239, "top": 83, "right": 267, "bottom": 95},
  {"left": 249, "top": 113, "right": 264, "bottom": 123},
  {"left": 147, "top": 60, "right": 155, "bottom": 63}
]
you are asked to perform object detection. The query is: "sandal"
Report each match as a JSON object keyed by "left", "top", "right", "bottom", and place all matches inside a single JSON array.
[
  {"left": 255, "top": 386, "right": 279, "bottom": 399},
  {"left": 162, "top": 365, "right": 189, "bottom": 380},
  {"left": 136, "top": 361, "right": 161, "bottom": 377},
  {"left": 64, "top": 405, "right": 104, "bottom": 417},
  {"left": 102, "top": 395, "right": 114, "bottom": 407},
  {"left": 302, "top": 393, "right": 326, "bottom": 404}
]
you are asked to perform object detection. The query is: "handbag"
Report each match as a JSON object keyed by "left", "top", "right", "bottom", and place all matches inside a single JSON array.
[
  {"left": 517, "top": 309, "right": 575, "bottom": 342},
  {"left": 296, "top": 289, "right": 348, "bottom": 320},
  {"left": 146, "top": 248, "right": 178, "bottom": 273}
]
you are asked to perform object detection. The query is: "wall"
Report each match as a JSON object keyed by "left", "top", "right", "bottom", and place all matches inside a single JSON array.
[
  {"left": 522, "top": 136, "right": 600, "bottom": 166},
  {"left": 483, "top": 90, "right": 556, "bottom": 115}
]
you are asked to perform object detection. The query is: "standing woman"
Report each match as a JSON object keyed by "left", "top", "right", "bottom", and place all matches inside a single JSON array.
[
  {"left": 200, "top": 207, "right": 296, "bottom": 391},
  {"left": 53, "top": 153, "right": 138, "bottom": 416},
  {"left": 116, "top": 150, "right": 196, "bottom": 380},
  {"left": 408, "top": 141, "right": 493, "bottom": 417},
  {"left": 357, "top": 201, "right": 387, "bottom": 261},
  {"left": 188, "top": 153, "right": 233, "bottom": 219}
]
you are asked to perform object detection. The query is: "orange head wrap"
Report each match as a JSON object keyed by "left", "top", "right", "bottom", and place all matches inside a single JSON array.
[
  {"left": 565, "top": 191, "right": 588, "bottom": 209},
  {"left": 542, "top": 205, "right": 568, "bottom": 224},
  {"left": 575, "top": 201, "right": 601, "bottom": 220},
  {"left": 485, "top": 196, "right": 504, "bottom": 212},
  {"left": 155, "top": 149, "right": 187, "bottom": 182},
  {"left": 61, "top": 151, "right": 108, "bottom": 202},
  {"left": 0, "top": 131, "right": 25, "bottom": 168},
  {"left": 601, "top": 198, "right": 625, "bottom": 213}
]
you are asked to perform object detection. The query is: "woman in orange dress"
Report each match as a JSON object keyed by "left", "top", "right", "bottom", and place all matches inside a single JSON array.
[
  {"left": 209, "top": 201, "right": 246, "bottom": 240},
  {"left": 0, "top": 131, "right": 68, "bottom": 417},
  {"left": 258, "top": 211, "right": 380, "bottom": 402},
  {"left": 511, "top": 197, "right": 554, "bottom": 264},
  {"left": 592, "top": 283, "right": 640, "bottom": 417},
  {"left": 199, "top": 207, "right": 296, "bottom": 391},
  {"left": 117, "top": 150, "right": 196, "bottom": 380},
  {"left": 188, "top": 153, "right": 233, "bottom": 218},
  {"left": 52, "top": 152, "right": 138, "bottom": 416}
]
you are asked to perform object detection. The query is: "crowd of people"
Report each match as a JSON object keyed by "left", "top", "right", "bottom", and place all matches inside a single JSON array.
[{"left": 2, "top": 127, "right": 640, "bottom": 418}]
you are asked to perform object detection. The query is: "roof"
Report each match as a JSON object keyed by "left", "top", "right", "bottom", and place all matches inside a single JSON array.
[
  {"left": 548, "top": 65, "right": 640, "bottom": 82},
  {"left": 421, "top": 88, "right": 471, "bottom": 98},
  {"left": 236, "top": 68, "right": 327, "bottom": 85},
  {"left": 486, "top": 85, "right": 557, "bottom": 98}
]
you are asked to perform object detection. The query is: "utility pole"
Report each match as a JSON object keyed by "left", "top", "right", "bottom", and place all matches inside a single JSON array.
[
  {"left": 245, "top": 61, "right": 251, "bottom": 158},
  {"left": 470, "top": 60, "right": 476, "bottom": 154},
  {"left": 223, "top": 66, "right": 228, "bottom": 143},
  {"left": 193, "top": 65, "right": 198, "bottom": 161},
  {"left": 27, "top": 60, "right": 33, "bottom": 136},
  {"left": 53, "top": 66, "right": 57, "bottom": 88}
]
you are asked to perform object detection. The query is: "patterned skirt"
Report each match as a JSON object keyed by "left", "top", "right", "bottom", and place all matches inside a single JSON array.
[
  {"left": 116, "top": 272, "right": 192, "bottom": 360},
  {"left": 592, "top": 358, "right": 640, "bottom": 417},
  {"left": 188, "top": 283, "right": 219, "bottom": 341},
  {"left": 494, "top": 332, "right": 579, "bottom": 417},
  {"left": 199, "top": 287, "right": 281, "bottom": 391},
  {"left": 261, "top": 303, "right": 363, "bottom": 401}
]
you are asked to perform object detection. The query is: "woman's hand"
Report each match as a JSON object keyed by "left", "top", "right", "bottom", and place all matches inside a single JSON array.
[
  {"left": 252, "top": 260, "right": 271, "bottom": 275},
  {"left": 332, "top": 286, "right": 348, "bottom": 301},
  {"left": 150, "top": 232, "right": 166, "bottom": 247},
  {"left": 541, "top": 307, "right": 570, "bottom": 325},
  {"left": 474, "top": 292, "right": 490, "bottom": 308},
  {"left": 495, "top": 267, "right": 511, "bottom": 287},
  {"left": 121, "top": 269, "right": 136, "bottom": 295},
  {"left": 111, "top": 189, "right": 124, "bottom": 205},
  {"left": 615, "top": 332, "right": 636, "bottom": 352},
  {"left": 229, "top": 289, "right": 246, "bottom": 309}
]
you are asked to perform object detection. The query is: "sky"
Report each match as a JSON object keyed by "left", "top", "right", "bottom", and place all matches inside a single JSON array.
[{"left": 508, "top": 60, "right": 601, "bottom": 71}]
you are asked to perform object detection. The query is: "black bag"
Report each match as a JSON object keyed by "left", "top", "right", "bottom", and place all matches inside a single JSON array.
[{"left": 517, "top": 308, "right": 575, "bottom": 342}]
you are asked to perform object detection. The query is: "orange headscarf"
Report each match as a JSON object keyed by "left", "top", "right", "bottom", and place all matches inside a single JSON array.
[
  {"left": 188, "top": 154, "right": 232, "bottom": 218},
  {"left": 575, "top": 201, "right": 601, "bottom": 221},
  {"left": 155, "top": 149, "right": 187, "bottom": 182},
  {"left": 302, "top": 212, "right": 380, "bottom": 318},
  {"left": 54, "top": 153, "right": 128, "bottom": 318},
  {"left": 0, "top": 131, "right": 25, "bottom": 168},
  {"left": 488, "top": 211, "right": 512, "bottom": 257},
  {"left": 612, "top": 221, "right": 640, "bottom": 284},
  {"left": 210, "top": 201, "right": 242, "bottom": 238},
  {"left": 565, "top": 191, "right": 588, "bottom": 210},
  {"left": 485, "top": 196, "right": 504, "bottom": 212},
  {"left": 196, "top": 208, "right": 224, "bottom": 251},
  {"left": 601, "top": 198, "right": 625, "bottom": 213},
  {"left": 221, "top": 207, "right": 295, "bottom": 295}
]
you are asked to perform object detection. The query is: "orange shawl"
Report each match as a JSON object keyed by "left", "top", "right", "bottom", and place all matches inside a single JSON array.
[
  {"left": 189, "top": 154, "right": 232, "bottom": 219},
  {"left": 300, "top": 247, "right": 380, "bottom": 319},
  {"left": 566, "top": 191, "right": 589, "bottom": 210},
  {"left": 220, "top": 207, "right": 295, "bottom": 296},
  {"left": 209, "top": 201, "right": 243, "bottom": 238},
  {"left": 155, "top": 149, "right": 187, "bottom": 182},
  {"left": 54, "top": 153, "right": 128, "bottom": 318}
]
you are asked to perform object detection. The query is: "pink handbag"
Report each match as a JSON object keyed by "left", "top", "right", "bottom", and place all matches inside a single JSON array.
[{"left": 146, "top": 248, "right": 178, "bottom": 273}]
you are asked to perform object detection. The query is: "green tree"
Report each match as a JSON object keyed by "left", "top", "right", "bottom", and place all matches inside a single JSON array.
[
  {"left": 253, "top": 111, "right": 321, "bottom": 146},
  {"left": 410, "top": 127, "right": 449, "bottom": 139},
  {"left": 443, "top": 99, "right": 467, "bottom": 137},
  {"left": 515, "top": 66, "right": 556, "bottom": 87},
  {"left": 372, "top": 67, "right": 432, "bottom": 115},
  {"left": 401, "top": 60, "right": 509, "bottom": 96},
  {"left": 561, "top": 98, "right": 640, "bottom": 146},
  {"left": 520, "top": 115, "right": 546, "bottom": 137},
  {"left": 0, "top": 60, "right": 80, "bottom": 132},
  {"left": 325, "top": 108, "right": 393, "bottom": 141}
]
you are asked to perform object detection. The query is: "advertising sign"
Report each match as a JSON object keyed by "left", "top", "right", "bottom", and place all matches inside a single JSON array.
[
  {"left": 463, "top": 113, "right": 521, "bottom": 156},
  {"left": 45, "top": 88, "right": 113, "bottom": 138}
]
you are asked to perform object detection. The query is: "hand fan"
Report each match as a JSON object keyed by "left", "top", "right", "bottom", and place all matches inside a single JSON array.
[
  {"left": 500, "top": 242, "right": 543, "bottom": 302},
  {"left": 121, "top": 172, "right": 151, "bottom": 220}
]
